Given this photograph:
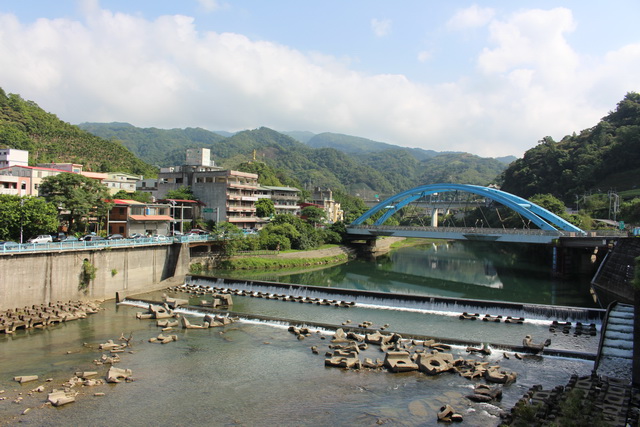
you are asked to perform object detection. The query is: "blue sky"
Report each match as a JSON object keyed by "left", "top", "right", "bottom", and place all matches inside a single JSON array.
[{"left": 0, "top": 0, "right": 639, "bottom": 157}]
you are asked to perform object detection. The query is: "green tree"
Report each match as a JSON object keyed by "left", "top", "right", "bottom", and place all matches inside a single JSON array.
[
  {"left": 165, "top": 186, "right": 196, "bottom": 200},
  {"left": 620, "top": 198, "right": 640, "bottom": 225},
  {"left": 0, "top": 195, "right": 59, "bottom": 242},
  {"left": 301, "top": 206, "right": 326, "bottom": 225},
  {"left": 255, "top": 198, "right": 275, "bottom": 217},
  {"left": 39, "top": 173, "right": 112, "bottom": 233}
]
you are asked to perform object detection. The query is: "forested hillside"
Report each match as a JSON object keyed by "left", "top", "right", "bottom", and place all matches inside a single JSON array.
[
  {"left": 501, "top": 92, "right": 640, "bottom": 202},
  {"left": 0, "top": 89, "right": 157, "bottom": 176},
  {"left": 82, "top": 124, "right": 508, "bottom": 196}
]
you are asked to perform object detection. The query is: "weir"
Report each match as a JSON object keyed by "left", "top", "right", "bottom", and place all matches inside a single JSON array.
[
  {"left": 120, "top": 296, "right": 597, "bottom": 361},
  {"left": 186, "top": 275, "right": 605, "bottom": 323}
]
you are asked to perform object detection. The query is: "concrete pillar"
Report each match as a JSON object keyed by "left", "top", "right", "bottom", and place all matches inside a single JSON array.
[{"left": 431, "top": 209, "right": 438, "bottom": 227}]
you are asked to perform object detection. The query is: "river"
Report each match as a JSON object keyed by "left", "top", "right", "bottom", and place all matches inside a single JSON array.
[{"left": 0, "top": 241, "right": 601, "bottom": 426}]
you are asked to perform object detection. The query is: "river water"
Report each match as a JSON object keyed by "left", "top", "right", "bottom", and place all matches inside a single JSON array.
[{"left": 0, "top": 241, "right": 602, "bottom": 426}]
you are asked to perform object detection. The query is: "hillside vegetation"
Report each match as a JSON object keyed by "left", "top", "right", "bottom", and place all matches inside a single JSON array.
[
  {"left": 501, "top": 92, "right": 640, "bottom": 202},
  {"left": 0, "top": 88, "right": 157, "bottom": 177},
  {"left": 80, "top": 125, "right": 509, "bottom": 196}
]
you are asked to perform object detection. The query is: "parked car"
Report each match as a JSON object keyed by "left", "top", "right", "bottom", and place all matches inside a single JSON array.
[
  {"left": 107, "top": 234, "right": 124, "bottom": 240},
  {"left": 151, "top": 234, "right": 168, "bottom": 242},
  {"left": 129, "top": 233, "right": 145, "bottom": 239},
  {"left": 60, "top": 235, "right": 79, "bottom": 242},
  {"left": 81, "top": 235, "right": 105, "bottom": 242},
  {"left": 0, "top": 241, "right": 19, "bottom": 250},
  {"left": 188, "top": 229, "right": 208, "bottom": 235},
  {"left": 51, "top": 232, "right": 67, "bottom": 242},
  {"left": 27, "top": 235, "right": 53, "bottom": 244}
]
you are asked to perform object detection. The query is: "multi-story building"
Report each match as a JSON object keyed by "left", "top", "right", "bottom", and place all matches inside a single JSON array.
[
  {"left": 0, "top": 148, "right": 29, "bottom": 168},
  {"left": 154, "top": 149, "right": 260, "bottom": 229},
  {"left": 309, "top": 187, "right": 344, "bottom": 223},
  {"left": 255, "top": 185, "right": 300, "bottom": 216},
  {"left": 103, "top": 172, "right": 143, "bottom": 195},
  {"left": 106, "top": 199, "right": 173, "bottom": 237},
  {"left": 0, "top": 165, "right": 70, "bottom": 196},
  {"left": 0, "top": 175, "right": 30, "bottom": 196}
]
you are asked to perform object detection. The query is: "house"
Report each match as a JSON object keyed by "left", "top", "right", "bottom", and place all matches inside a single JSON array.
[
  {"left": 106, "top": 199, "right": 173, "bottom": 237},
  {"left": 157, "top": 199, "right": 205, "bottom": 234}
]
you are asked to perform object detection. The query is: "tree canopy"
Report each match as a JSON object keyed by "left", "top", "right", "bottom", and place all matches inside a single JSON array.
[
  {"left": 39, "top": 173, "right": 112, "bottom": 233},
  {"left": 500, "top": 92, "right": 640, "bottom": 203},
  {"left": 0, "top": 195, "right": 59, "bottom": 242}
]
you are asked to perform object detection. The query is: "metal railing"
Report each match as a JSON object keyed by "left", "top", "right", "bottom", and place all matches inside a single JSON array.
[
  {"left": 0, "top": 234, "right": 230, "bottom": 255},
  {"left": 348, "top": 224, "right": 629, "bottom": 238}
]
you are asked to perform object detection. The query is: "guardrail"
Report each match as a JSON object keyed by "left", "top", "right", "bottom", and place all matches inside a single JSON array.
[
  {"left": 347, "top": 224, "right": 629, "bottom": 238},
  {"left": 0, "top": 234, "right": 228, "bottom": 255}
]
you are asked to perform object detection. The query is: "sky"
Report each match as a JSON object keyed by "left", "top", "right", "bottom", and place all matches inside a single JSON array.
[{"left": 0, "top": 1, "right": 639, "bottom": 158}]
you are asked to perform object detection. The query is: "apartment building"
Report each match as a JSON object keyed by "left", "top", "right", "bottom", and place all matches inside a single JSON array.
[
  {"left": 255, "top": 185, "right": 301, "bottom": 216},
  {"left": 154, "top": 148, "right": 259, "bottom": 229}
]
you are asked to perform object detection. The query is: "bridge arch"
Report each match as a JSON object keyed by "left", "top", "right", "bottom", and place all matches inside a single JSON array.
[{"left": 351, "top": 184, "right": 585, "bottom": 234}]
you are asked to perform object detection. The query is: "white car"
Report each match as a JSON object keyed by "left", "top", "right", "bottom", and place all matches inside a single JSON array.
[{"left": 27, "top": 235, "right": 53, "bottom": 244}]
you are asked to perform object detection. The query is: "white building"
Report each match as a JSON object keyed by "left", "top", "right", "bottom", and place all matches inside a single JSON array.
[{"left": 0, "top": 148, "right": 29, "bottom": 168}]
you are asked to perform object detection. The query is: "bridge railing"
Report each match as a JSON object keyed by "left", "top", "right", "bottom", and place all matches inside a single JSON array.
[
  {"left": 347, "top": 224, "right": 569, "bottom": 236},
  {"left": 348, "top": 224, "right": 629, "bottom": 238}
]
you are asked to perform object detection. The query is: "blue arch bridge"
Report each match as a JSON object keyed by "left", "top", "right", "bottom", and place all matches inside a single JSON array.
[{"left": 346, "top": 184, "right": 623, "bottom": 246}]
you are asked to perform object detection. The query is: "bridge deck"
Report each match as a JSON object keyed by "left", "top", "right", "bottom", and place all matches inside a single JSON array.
[{"left": 346, "top": 225, "right": 625, "bottom": 246}]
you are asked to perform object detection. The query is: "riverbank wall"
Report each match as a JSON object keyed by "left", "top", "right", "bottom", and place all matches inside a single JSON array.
[{"left": 0, "top": 243, "right": 190, "bottom": 311}]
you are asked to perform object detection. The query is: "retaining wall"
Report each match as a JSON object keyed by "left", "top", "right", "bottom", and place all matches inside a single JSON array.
[{"left": 0, "top": 243, "right": 190, "bottom": 311}]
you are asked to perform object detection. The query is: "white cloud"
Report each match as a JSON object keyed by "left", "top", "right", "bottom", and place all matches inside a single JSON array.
[
  {"left": 371, "top": 18, "right": 391, "bottom": 37},
  {"left": 0, "top": 5, "right": 638, "bottom": 158},
  {"left": 417, "top": 50, "right": 432, "bottom": 63},
  {"left": 447, "top": 5, "right": 494, "bottom": 30},
  {"left": 197, "top": 0, "right": 222, "bottom": 13}
]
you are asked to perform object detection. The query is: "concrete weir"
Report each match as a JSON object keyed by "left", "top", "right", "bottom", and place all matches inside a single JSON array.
[
  {"left": 186, "top": 275, "right": 606, "bottom": 324},
  {"left": 120, "top": 296, "right": 597, "bottom": 360}
]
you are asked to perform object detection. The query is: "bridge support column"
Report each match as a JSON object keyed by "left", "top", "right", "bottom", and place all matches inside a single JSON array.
[{"left": 431, "top": 210, "right": 438, "bottom": 227}]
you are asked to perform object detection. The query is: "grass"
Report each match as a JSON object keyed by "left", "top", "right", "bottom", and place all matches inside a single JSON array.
[{"left": 219, "top": 253, "right": 349, "bottom": 270}]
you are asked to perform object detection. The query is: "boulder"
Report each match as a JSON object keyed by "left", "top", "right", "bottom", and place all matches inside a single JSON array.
[
  {"left": 417, "top": 352, "right": 454, "bottom": 375},
  {"left": 325, "top": 350, "right": 361, "bottom": 369},
  {"left": 48, "top": 389, "right": 77, "bottom": 407},
  {"left": 106, "top": 367, "right": 132, "bottom": 383},
  {"left": 13, "top": 375, "right": 38, "bottom": 383},
  {"left": 383, "top": 351, "right": 419, "bottom": 373}
]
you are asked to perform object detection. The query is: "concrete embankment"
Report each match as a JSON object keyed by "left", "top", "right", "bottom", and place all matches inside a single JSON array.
[{"left": 0, "top": 243, "right": 190, "bottom": 311}]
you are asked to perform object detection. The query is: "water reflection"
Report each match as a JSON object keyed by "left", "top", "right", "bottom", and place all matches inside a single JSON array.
[{"left": 207, "top": 241, "right": 597, "bottom": 308}]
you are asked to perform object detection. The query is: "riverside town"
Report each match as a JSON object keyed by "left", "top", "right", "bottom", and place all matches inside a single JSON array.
[{"left": 1, "top": 82, "right": 640, "bottom": 425}]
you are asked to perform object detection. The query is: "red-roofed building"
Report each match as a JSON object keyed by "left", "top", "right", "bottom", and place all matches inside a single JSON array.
[
  {"left": 106, "top": 199, "right": 173, "bottom": 237},
  {"left": 0, "top": 165, "right": 72, "bottom": 196}
]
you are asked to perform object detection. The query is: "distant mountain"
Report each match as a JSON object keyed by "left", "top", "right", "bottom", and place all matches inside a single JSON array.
[
  {"left": 80, "top": 123, "right": 509, "bottom": 196},
  {"left": 78, "top": 122, "right": 226, "bottom": 167},
  {"left": 282, "top": 130, "right": 316, "bottom": 144},
  {"left": 304, "top": 132, "right": 441, "bottom": 161},
  {"left": 0, "top": 89, "right": 157, "bottom": 177},
  {"left": 495, "top": 156, "right": 517, "bottom": 165}
]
